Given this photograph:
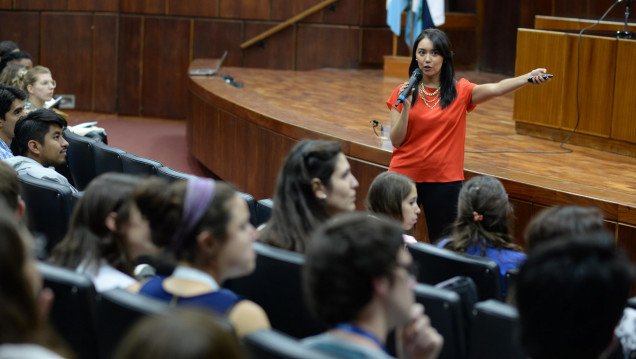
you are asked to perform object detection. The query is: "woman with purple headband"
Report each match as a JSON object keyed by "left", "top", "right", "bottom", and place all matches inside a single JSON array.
[{"left": 134, "top": 177, "right": 270, "bottom": 337}]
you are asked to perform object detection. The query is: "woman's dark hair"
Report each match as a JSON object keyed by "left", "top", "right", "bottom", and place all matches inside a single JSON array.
[
  {"left": 49, "top": 173, "right": 142, "bottom": 276},
  {"left": 259, "top": 139, "right": 343, "bottom": 253},
  {"left": 444, "top": 175, "right": 520, "bottom": 253},
  {"left": 365, "top": 171, "right": 415, "bottom": 224},
  {"left": 524, "top": 205, "right": 605, "bottom": 252},
  {"left": 133, "top": 177, "right": 238, "bottom": 264},
  {"left": 408, "top": 28, "right": 457, "bottom": 109},
  {"left": 114, "top": 308, "right": 242, "bottom": 359},
  {"left": 0, "top": 40, "right": 19, "bottom": 58}
]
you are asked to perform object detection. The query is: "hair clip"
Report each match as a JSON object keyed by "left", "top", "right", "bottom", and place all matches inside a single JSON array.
[{"left": 472, "top": 211, "right": 483, "bottom": 222}]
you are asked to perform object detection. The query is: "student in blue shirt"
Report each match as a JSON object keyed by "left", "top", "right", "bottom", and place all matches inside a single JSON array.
[{"left": 0, "top": 84, "right": 26, "bottom": 159}]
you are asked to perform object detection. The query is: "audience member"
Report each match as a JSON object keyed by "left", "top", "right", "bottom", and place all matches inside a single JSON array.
[
  {"left": 0, "top": 160, "right": 25, "bottom": 219},
  {"left": 260, "top": 139, "right": 359, "bottom": 253},
  {"left": 0, "top": 40, "right": 19, "bottom": 60},
  {"left": 22, "top": 66, "right": 55, "bottom": 111},
  {"left": 0, "top": 50, "right": 32, "bottom": 73},
  {"left": 0, "top": 84, "right": 26, "bottom": 159},
  {"left": 516, "top": 232, "right": 633, "bottom": 359},
  {"left": 523, "top": 205, "right": 605, "bottom": 252},
  {"left": 4, "top": 108, "right": 77, "bottom": 192},
  {"left": 366, "top": 171, "right": 420, "bottom": 244},
  {"left": 134, "top": 177, "right": 270, "bottom": 337},
  {"left": 522, "top": 205, "right": 635, "bottom": 357},
  {"left": 48, "top": 173, "right": 157, "bottom": 292},
  {"left": 0, "top": 203, "right": 72, "bottom": 359},
  {"left": 113, "top": 307, "right": 242, "bottom": 359},
  {"left": 437, "top": 175, "right": 525, "bottom": 295},
  {"left": 303, "top": 212, "right": 443, "bottom": 359},
  {"left": 0, "top": 64, "right": 27, "bottom": 88}
]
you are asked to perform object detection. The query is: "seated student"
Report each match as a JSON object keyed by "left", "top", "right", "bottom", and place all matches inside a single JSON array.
[
  {"left": 436, "top": 175, "right": 525, "bottom": 294},
  {"left": 0, "top": 203, "right": 71, "bottom": 359},
  {"left": 0, "top": 64, "right": 27, "bottom": 88},
  {"left": 0, "top": 50, "right": 32, "bottom": 73},
  {"left": 22, "top": 66, "right": 55, "bottom": 111},
  {"left": 0, "top": 40, "right": 19, "bottom": 60},
  {"left": 4, "top": 108, "right": 77, "bottom": 193},
  {"left": 48, "top": 173, "right": 157, "bottom": 292},
  {"left": 366, "top": 171, "right": 420, "bottom": 244},
  {"left": 523, "top": 205, "right": 605, "bottom": 252},
  {"left": 516, "top": 232, "right": 632, "bottom": 359},
  {"left": 260, "top": 139, "right": 359, "bottom": 253},
  {"left": 0, "top": 84, "right": 26, "bottom": 159},
  {"left": 523, "top": 205, "right": 634, "bottom": 357},
  {"left": 114, "top": 307, "right": 242, "bottom": 359},
  {"left": 134, "top": 177, "right": 270, "bottom": 337},
  {"left": 303, "top": 212, "right": 443, "bottom": 359}
]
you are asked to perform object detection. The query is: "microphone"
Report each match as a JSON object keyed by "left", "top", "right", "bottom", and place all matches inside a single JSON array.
[{"left": 395, "top": 68, "right": 423, "bottom": 107}]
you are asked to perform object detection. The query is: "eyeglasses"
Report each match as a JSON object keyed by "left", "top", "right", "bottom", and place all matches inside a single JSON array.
[
  {"left": 38, "top": 79, "right": 56, "bottom": 88},
  {"left": 396, "top": 262, "right": 419, "bottom": 281}
]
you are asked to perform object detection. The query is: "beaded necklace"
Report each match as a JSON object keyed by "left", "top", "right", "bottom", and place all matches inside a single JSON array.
[{"left": 418, "top": 82, "right": 441, "bottom": 110}]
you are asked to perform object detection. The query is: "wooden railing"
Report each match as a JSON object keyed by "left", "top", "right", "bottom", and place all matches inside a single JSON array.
[{"left": 240, "top": 0, "right": 339, "bottom": 49}]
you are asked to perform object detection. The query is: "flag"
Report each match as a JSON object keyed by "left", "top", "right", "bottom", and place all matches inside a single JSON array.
[
  {"left": 404, "top": 0, "right": 445, "bottom": 48},
  {"left": 386, "top": 0, "right": 409, "bottom": 36}
]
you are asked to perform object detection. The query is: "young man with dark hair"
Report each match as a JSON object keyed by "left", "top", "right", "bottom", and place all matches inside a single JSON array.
[
  {"left": 516, "top": 231, "right": 633, "bottom": 359},
  {"left": 0, "top": 84, "right": 26, "bottom": 159},
  {"left": 303, "top": 212, "right": 442, "bottom": 359},
  {"left": 4, "top": 108, "right": 76, "bottom": 192}
]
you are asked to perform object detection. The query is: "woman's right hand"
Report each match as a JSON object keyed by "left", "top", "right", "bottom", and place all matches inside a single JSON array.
[{"left": 399, "top": 81, "right": 414, "bottom": 107}]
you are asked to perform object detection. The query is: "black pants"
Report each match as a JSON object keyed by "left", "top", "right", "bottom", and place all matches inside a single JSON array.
[{"left": 416, "top": 181, "right": 463, "bottom": 243}]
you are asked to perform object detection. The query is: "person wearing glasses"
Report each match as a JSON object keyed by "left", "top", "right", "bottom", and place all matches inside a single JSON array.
[
  {"left": 22, "top": 66, "right": 56, "bottom": 112},
  {"left": 303, "top": 212, "right": 442, "bottom": 359}
]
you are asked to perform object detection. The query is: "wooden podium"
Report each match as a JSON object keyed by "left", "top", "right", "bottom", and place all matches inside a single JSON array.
[{"left": 513, "top": 27, "right": 636, "bottom": 156}]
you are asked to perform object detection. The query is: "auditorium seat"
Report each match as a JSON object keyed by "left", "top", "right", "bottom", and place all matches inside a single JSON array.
[
  {"left": 467, "top": 300, "right": 526, "bottom": 359},
  {"left": 38, "top": 262, "right": 99, "bottom": 359},
  {"left": 18, "top": 174, "right": 76, "bottom": 257},
  {"left": 121, "top": 152, "right": 163, "bottom": 176},
  {"left": 238, "top": 192, "right": 258, "bottom": 227},
  {"left": 415, "top": 283, "right": 469, "bottom": 359},
  {"left": 156, "top": 165, "right": 194, "bottom": 182},
  {"left": 407, "top": 242, "right": 502, "bottom": 301},
  {"left": 505, "top": 267, "right": 520, "bottom": 301},
  {"left": 628, "top": 296, "right": 636, "bottom": 309},
  {"left": 224, "top": 242, "right": 326, "bottom": 338},
  {"left": 95, "top": 288, "right": 168, "bottom": 359},
  {"left": 63, "top": 129, "right": 98, "bottom": 190},
  {"left": 243, "top": 329, "right": 336, "bottom": 359},
  {"left": 255, "top": 198, "right": 274, "bottom": 226},
  {"left": 93, "top": 141, "right": 126, "bottom": 175}
]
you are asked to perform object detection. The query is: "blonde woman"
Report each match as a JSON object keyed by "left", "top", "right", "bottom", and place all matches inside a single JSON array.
[{"left": 22, "top": 66, "right": 56, "bottom": 111}]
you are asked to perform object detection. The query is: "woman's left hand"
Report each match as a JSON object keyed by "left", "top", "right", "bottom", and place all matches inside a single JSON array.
[{"left": 528, "top": 68, "right": 551, "bottom": 85}]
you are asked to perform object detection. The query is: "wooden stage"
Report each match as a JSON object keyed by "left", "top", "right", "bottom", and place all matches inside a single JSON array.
[{"left": 187, "top": 59, "right": 636, "bottom": 257}]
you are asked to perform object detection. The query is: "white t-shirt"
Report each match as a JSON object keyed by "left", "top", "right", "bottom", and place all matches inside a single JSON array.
[
  {"left": 0, "top": 343, "right": 66, "bottom": 359},
  {"left": 76, "top": 258, "right": 136, "bottom": 292}
]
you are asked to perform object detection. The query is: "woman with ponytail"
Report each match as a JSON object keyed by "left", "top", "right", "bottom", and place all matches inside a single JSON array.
[{"left": 134, "top": 177, "right": 270, "bottom": 337}]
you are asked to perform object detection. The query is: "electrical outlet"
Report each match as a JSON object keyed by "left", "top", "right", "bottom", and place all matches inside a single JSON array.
[{"left": 58, "top": 94, "right": 75, "bottom": 109}]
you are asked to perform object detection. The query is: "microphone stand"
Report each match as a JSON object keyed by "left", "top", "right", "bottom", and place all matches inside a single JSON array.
[{"left": 617, "top": 0, "right": 635, "bottom": 39}]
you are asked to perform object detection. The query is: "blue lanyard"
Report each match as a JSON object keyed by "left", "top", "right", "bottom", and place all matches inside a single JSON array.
[{"left": 335, "top": 323, "right": 387, "bottom": 353}]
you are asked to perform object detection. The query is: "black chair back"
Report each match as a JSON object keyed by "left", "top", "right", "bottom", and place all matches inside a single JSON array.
[
  {"left": 408, "top": 242, "right": 502, "bottom": 301},
  {"left": 467, "top": 300, "right": 526, "bottom": 359},
  {"left": 93, "top": 141, "right": 126, "bottom": 175},
  {"left": 255, "top": 199, "right": 274, "bottom": 226},
  {"left": 18, "top": 174, "right": 76, "bottom": 256},
  {"left": 238, "top": 192, "right": 258, "bottom": 227},
  {"left": 224, "top": 242, "right": 326, "bottom": 338},
  {"left": 95, "top": 288, "right": 168, "bottom": 359},
  {"left": 38, "top": 262, "right": 99, "bottom": 359},
  {"left": 64, "top": 129, "right": 98, "bottom": 190},
  {"left": 415, "top": 283, "right": 468, "bottom": 359},
  {"left": 156, "top": 165, "right": 195, "bottom": 182},
  {"left": 243, "top": 329, "right": 336, "bottom": 359},
  {"left": 121, "top": 152, "right": 163, "bottom": 176},
  {"left": 628, "top": 296, "right": 636, "bottom": 309}
]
